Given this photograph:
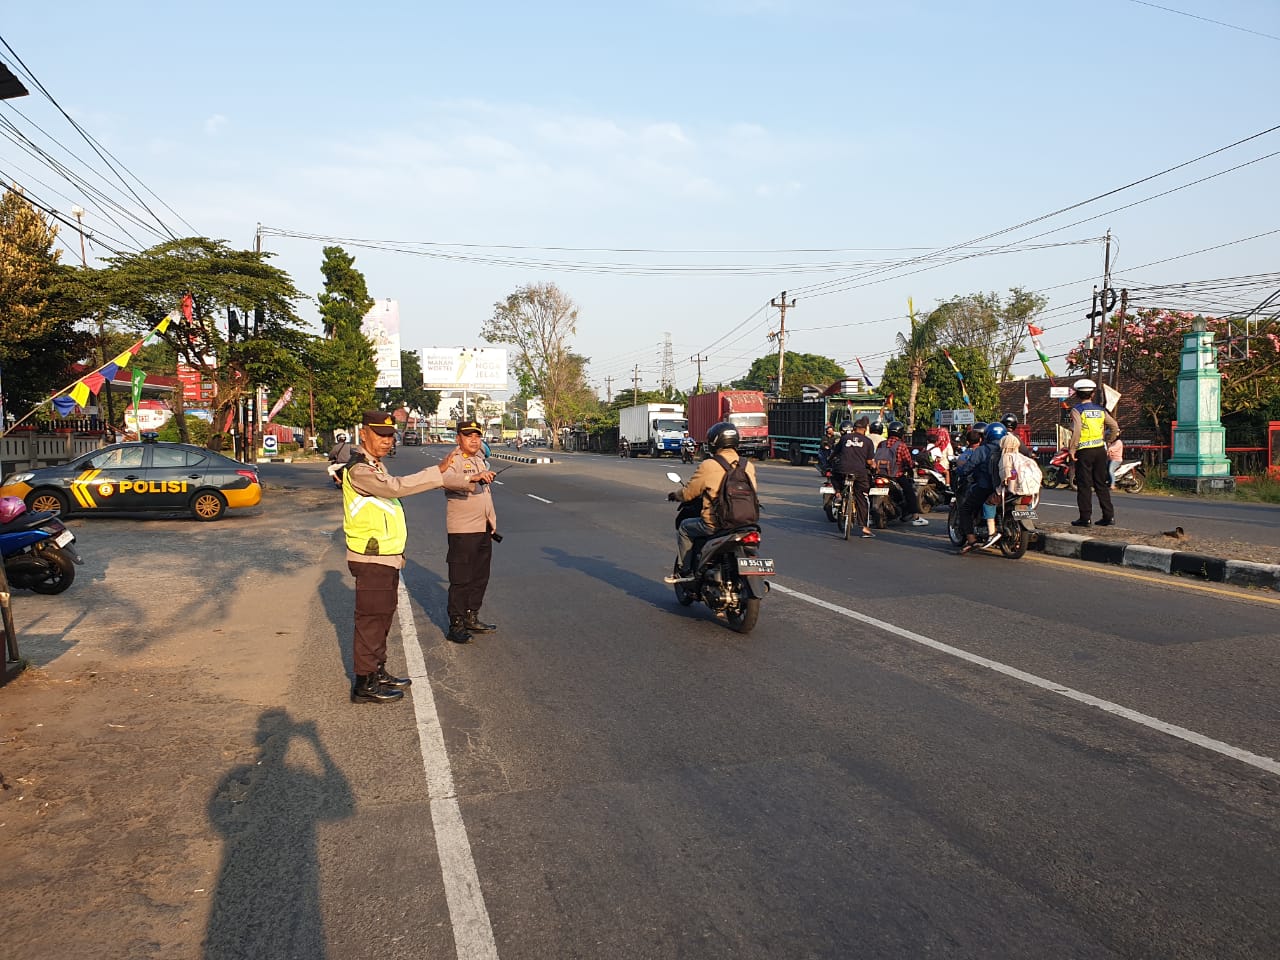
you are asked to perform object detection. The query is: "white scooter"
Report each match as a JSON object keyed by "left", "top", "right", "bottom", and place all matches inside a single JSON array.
[{"left": 1112, "top": 459, "right": 1146, "bottom": 493}]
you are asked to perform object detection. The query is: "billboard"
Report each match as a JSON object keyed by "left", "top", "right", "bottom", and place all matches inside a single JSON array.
[
  {"left": 361, "top": 299, "right": 403, "bottom": 389},
  {"left": 420, "top": 347, "right": 509, "bottom": 391}
]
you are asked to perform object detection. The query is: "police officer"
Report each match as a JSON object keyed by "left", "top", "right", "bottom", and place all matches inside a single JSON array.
[
  {"left": 1066, "top": 378, "right": 1120, "bottom": 527},
  {"left": 829, "top": 416, "right": 876, "bottom": 538},
  {"left": 343, "top": 411, "right": 483, "bottom": 704},
  {"left": 441, "top": 419, "right": 500, "bottom": 643}
]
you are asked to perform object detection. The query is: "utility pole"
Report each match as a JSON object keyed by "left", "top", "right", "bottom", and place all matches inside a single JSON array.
[
  {"left": 1094, "top": 229, "right": 1113, "bottom": 387},
  {"left": 690, "top": 354, "right": 708, "bottom": 394},
  {"left": 632, "top": 365, "right": 641, "bottom": 406},
  {"left": 604, "top": 376, "right": 614, "bottom": 403},
  {"left": 769, "top": 291, "right": 796, "bottom": 397}
]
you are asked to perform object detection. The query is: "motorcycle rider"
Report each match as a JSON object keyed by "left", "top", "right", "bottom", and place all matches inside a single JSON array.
[
  {"left": 817, "top": 423, "right": 837, "bottom": 473},
  {"left": 680, "top": 430, "right": 696, "bottom": 463},
  {"left": 879, "top": 421, "right": 929, "bottom": 526},
  {"left": 665, "top": 421, "right": 758, "bottom": 583},
  {"left": 829, "top": 417, "right": 876, "bottom": 538},
  {"left": 956, "top": 422, "right": 1007, "bottom": 554},
  {"left": 1067, "top": 378, "right": 1120, "bottom": 527}
]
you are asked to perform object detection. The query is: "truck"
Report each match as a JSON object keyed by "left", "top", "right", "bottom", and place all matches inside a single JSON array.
[
  {"left": 767, "top": 389, "right": 892, "bottom": 466},
  {"left": 686, "top": 390, "right": 769, "bottom": 458},
  {"left": 618, "top": 402, "right": 688, "bottom": 458}
]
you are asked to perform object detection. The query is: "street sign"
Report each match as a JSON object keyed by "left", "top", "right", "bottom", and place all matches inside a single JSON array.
[
  {"left": 1049, "top": 386, "right": 1071, "bottom": 399},
  {"left": 262, "top": 435, "right": 279, "bottom": 455}
]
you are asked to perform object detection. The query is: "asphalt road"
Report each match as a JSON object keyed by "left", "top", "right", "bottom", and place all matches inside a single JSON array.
[{"left": 4, "top": 448, "right": 1279, "bottom": 959}]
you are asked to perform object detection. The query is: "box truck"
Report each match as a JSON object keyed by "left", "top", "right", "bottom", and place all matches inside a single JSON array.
[
  {"left": 686, "top": 390, "right": 769, "bottom": 458},
  {"left": 768, "top": 390, "right": 891, "bottom": 465},
  {"left": 619, "top": 403, "right": 688, "bottom": 458}
]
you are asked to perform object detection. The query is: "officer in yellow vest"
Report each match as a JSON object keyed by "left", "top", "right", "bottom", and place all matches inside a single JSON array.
[
  {"left": 342, "top": 410, "right": 493, "bottom": 704},
  {"left": 1066, "top": 379, "right": 1120, "bottom": 528}
]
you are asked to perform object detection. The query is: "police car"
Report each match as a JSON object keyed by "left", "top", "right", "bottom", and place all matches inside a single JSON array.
[{"left": 0, "top": 434, "right": 262, "bottom": 521}]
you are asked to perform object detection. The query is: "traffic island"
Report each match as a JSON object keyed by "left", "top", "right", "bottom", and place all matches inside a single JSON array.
[
  {"left": 491, "top": 452, "right": 554, "bottom": 464},
  {"left": 1030, "top": 531, "right": 1280, "bottom": 591}
]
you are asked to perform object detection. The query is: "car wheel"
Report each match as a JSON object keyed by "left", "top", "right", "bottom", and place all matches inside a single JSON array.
[
  {"left": 190, "top": 490, "right": 227, "bottom": 521},
  {"left": 26, "top": 488, "right": 70, "bottom": 517}
]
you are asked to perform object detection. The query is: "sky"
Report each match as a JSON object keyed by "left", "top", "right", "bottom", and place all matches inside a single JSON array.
[{"left": 3, "top": 0, "right": 1278, "bottom": 401}]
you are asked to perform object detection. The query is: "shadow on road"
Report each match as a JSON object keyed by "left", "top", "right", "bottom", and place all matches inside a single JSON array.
[
  {"left": 541, "top": 545, "right": 674, "bottom": 613},
  {"left": 203, "top": 708, "right": 353, "bottom": 960}
]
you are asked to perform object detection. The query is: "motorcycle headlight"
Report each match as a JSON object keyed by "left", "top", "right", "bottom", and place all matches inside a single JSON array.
[{"left": 3, "top": 472, "right": 34, "bottom": 485}]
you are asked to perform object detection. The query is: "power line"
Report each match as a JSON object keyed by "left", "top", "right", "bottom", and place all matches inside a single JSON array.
[{"left": 1124, "top": 0, "right": 1280, "bottom": 43}]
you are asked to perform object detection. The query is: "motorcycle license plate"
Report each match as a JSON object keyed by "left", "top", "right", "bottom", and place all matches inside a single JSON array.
[
  {"left": 819, "top": 485, "right": 836, "bottom": 495},
  {"left": 737, "top": 557, "right": 775, "bottom": 576},
  {"left": 1012, "top": 509, "right": 1038, "bottom": 520},
  {"left": 54, "top": 530, "right": 74, "bottom": 548},
  {"left": 869, "top": 487, "right": 888, "bottom": 496}
]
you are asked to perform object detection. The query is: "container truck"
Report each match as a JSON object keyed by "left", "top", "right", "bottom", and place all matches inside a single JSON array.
[
  {"left": 618, "top": 403, "right": 688, "bottom": 457},
  {"left": 768, "top": 390, "right": 891, "bottom": 465},
  {"left": 686, "top": 390, "right": 769, "bottom": 458}
]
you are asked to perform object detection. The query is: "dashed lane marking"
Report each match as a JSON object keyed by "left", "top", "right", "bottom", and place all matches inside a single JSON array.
[
  {"left": 770, "top": 581, "right": 1280, "bottom": 778},
  {"left": 397, "top": 583, "right": 500, "bottom": 960},
  {"left": 526, "top": 494, "right": 553, "bottom": 504}
]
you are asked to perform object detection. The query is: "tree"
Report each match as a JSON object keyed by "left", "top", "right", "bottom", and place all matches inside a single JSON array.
[
  {"left": 481, "top": 282, "right": 588, "bottom": 449},
  {"left": 930, "top": 287, "right": 1047, "bottom": 383},
  {"left": 880, "top": 344, "right": 1000, "bottom": 426},
  {"left": 894, "top": 297, "right": 945, "bottom": 429},
  {"left": 94, "top": 237, "right": 310, "bottom": 443},
  {"left": 1065, "top": 309, "right": 1280, "bottom": 440},
  {"left": 733, "top": 352, "right": 844, "bottom": 397},
  {"left": 0, "top": 187, "right": 92, "bottom": 420},
  {"left": 317, "top": 246, "right": 372, "bottom": 339}
]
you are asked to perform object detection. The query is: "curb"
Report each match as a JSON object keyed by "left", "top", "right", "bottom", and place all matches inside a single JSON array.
[
  {"left": 491, "top": 452, "right": 555, "bottom": 465},
  {"left": 1031, "top": 532, "right": 1280, "bottom": 592}
]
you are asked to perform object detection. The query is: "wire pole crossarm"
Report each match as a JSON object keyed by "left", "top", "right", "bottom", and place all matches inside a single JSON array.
[{"left": 769, "top": 291, "right": 796, "bottom": 397}]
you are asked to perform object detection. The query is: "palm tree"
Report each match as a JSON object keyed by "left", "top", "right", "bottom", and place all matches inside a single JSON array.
[{"left": 895, "top": 297, "right": 943, "bottom": 429}]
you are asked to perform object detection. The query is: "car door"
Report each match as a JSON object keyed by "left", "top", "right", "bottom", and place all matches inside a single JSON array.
[
  {"left": 73, "top": 444, "right": 149, "bottom": 512},
  {"left": 145, "top": 444, "right": 205, "bottom": 510}
]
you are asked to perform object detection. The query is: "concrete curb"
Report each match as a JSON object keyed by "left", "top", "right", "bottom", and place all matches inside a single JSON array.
[
  {"left": 1031, "top": 532, "right": 1280, "bottom": 591},
  {"left": 491, "top": 452, "right": 555, "bottom": 465}
]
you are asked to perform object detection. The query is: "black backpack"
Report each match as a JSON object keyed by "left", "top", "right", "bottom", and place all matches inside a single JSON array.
[{"left": 711, "top": 454, "right": 760, "bottom": 528}]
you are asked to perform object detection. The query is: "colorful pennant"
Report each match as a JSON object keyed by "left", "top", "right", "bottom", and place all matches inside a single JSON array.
[{"left": 941, "top": 349, "right": 973, "bottom": 412}]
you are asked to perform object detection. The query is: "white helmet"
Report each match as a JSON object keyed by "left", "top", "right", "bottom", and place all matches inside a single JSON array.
[{"left": 1072, "top": 378, "right": 1097, "bottom": 392}]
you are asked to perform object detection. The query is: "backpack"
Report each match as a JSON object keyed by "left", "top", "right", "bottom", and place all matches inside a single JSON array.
[
  {"left": 1004, "top": 450, "right": 1043, "bottom": 496},
  {"left": 872, "top": 443, "right": 899, "bottom": 477},
  {"left": 711, "top": 454, "right": 760, "bottom": 528}
]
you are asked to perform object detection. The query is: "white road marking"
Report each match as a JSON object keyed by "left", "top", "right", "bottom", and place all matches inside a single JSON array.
[
  {"left": 397, "top": 583, "right": 500, "bottom": 960},
  {"left": 526, "top": 494, "right": 553, "bottom": 504},
  {"left": 770, "top": 582, "right": 1280, "bottom": 778}
]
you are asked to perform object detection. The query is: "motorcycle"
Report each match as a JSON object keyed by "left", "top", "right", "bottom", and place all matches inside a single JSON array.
[
  {"left": 0, "top": 507, "right": 82, "bottom": 594},
  {"left": 1112, "top": 459, "right": 1146, "bottom": 493},
  {"left": 1044, "top": 449, "right": 1075, "bottom": 489},
  {"left": 869, "top": 472, "right": 905, "bottom": 529},
  {"left": 680, "top": 438, "right": 696, "bottom": 464},
  {"left": 910, "top": 448, "right": 953, "bottom": 513},
  {"left": 666, "top": 472, "right": 772, "bottom": 634},
  {"left": 820, "top": 471, "right": 840, "bottom": 523},
  {"left": 946, "top": 479, "right": 1038, "bottom": 559}
]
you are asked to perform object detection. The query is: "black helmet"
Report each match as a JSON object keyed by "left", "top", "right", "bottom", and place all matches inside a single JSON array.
[
  {"left": 839, "top": 420, "right": 854, "bottom": 434},
  {"left": 869, "top": 420, "right": 885, "bottom": 436},
  {"left": 1000, "top": 413, "right": 1019, "bottom": 430},
  {"left": 887, "top": 420, "right": 906, "bottom": 438},
  {"left": 706, "top": 421, "right": 740, "bottom": 450}
]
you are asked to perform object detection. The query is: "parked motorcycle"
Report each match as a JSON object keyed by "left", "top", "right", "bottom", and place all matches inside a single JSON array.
[
  {"left": 0, "top": 503, "right": 82, "bottom": 594},
  {"left": 1112, "top": 459, "right": 1146, "bottom": 493},
  {"left": 666, "top": 472, "right": 772, "bottom": 633},
  {"left": 946, "top": 478, "right": 1037, "bottom": 559}
]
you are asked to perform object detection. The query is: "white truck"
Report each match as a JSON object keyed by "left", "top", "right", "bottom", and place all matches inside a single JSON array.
[{"left": 618, "top": 402, "right": 688, "bottom": 458}]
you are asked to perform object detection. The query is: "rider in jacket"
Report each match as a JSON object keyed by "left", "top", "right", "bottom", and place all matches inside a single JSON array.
[
  {"left": 665, "top": 422, "right": 758, "bottom": 583},
  {"left": 955, "top": 422, "right": 1007, "bottom": 554}
]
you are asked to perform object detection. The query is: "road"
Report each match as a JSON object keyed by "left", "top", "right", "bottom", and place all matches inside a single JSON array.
[{"left": 2, "top": 448, "right": 1278, "bottom": 959}]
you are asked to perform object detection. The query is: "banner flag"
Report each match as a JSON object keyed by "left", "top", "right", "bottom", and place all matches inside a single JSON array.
[
  {"left": 70, "top": 381, "right": 91, "bottom": 408},
  {"left": 131, "top": 368, "right": 146, "bottom": 414},
  {"left": 265, "top": 387, "right": 294, "bottom": 424},
  {"left": 941, "top": 349, "right": 973, "bottom": 411},
  {"left": 1027, "top": 323, "right": 1056, "bottom": 381},
  {"left": 855, "top": 357, "right": 876, "bottom": 389},
  {"left": 181, "top": 294, "right": 193, "bottom": 323},
  {"left": 82, "top": 371, "right": 107, "bottom": 395},
  {"left": 52, "top": 396, "right": 77, "bottom": 417},
  {"left": 111, "top": 350, "right": 135, "bottom": 368}
]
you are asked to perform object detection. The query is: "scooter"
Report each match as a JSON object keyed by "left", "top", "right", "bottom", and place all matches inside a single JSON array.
[
  {"left": 869, "top": 473, "right": 905, "bottom": 529},
  {"left": 680, "top": 438, "right": 696, "bottom": 464},
  {"left": 910, "top": 449, "right": 953, "bottom": 512},
  {"left": 0, "top": 508, "right": 82, "bottom": 594},
  {"left": 1044, "top": 450, "right": 1075, "bottom": 489},
  {"left": 946, "top": 479, "right": 1038, "bottom": 559},
  {"left": 666, "top": 472, "right": 772, "bottom": 634},
  {"left": 1112, "top": 459, "right": 1146, "bottom": 493}
]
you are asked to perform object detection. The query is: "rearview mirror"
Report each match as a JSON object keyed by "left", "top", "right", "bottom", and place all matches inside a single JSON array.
[{"left": 666, "top": 472, "right": 682, "bottom": 483}]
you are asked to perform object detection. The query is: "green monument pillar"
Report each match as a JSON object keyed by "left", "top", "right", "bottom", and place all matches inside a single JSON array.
[{"left": 1166, "top": 316, "right": 1234, "bottom": 493}]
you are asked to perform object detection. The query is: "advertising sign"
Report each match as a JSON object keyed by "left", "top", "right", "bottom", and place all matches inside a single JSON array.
[
  {"left": 420, "top": 348, "right": 509, "bottom": 391},
  {"left": 124, "top": 400, "right": 173, "bottom": 432},
  {"left": 362, "top": 299, "right": 403, "bottom": 389},
  {"left": 1049, "top": 386, "right": 1072, "bottom": 399}
]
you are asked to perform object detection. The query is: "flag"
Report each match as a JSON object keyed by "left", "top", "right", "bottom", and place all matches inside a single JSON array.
[
  {"left": 1023, "top": 382, "right": 1029, "bottom": 422},
  {"left": 265, "top": 387, "right": 294, "bottom": 423},
  {"left": 855, "top": 357, "right": 876, "bottom": 389},
  {"left": 131, "top": 368, "right": 146, "bottom": 415},
  {"left": 1027, "top": 323, "right": 1056, "bottom": 381},
  {"left": 941, "top": 349, "right": 973, "bottom": 410},
  {"left": 52, "top": 395, "right": 78, "bottom": 417},
  {"left": 181, "top": 293, "right": 194, "bottom": 323},
  {"left": 70, "top": 381, "right": 91, "bottom": 408}
]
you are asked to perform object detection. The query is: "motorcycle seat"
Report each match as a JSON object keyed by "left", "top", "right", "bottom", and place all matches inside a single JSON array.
[{"left": 0, "top": 510, "right": 57, "bottom": 533}]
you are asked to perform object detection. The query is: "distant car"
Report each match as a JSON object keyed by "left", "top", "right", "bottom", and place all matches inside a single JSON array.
[
  {"left": 0, "top": 436, "right": 262, "bottom": 521},
  {"left": 402, "top": 433, "right": 422, "bottom": 446}
]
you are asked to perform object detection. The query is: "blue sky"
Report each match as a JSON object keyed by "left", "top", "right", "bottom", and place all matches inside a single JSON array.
[{"left": 3, "top": 0, "right": 1277, "bottom": 397}]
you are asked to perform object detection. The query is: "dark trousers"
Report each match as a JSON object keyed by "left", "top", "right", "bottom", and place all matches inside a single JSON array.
[
  {"left": 899, "top": 475, "right": 922, "bottom": 516},
  {"left": 834, "top": 472, "right": 871, "bottom": 528},
  {"left": 958, "top": 485, "right": 990, "bottom": 539},
  {"left": 447, "top": 532, "right": 492, "bottom": 619},
  {"left": 348, "top": 561, "right": 400, "bottom": 676},
  {"left": 1076, "top": 447, "right": 1114, "bottom": 522}
]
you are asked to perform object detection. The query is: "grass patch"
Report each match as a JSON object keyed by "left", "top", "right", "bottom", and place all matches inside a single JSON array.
[{"left": 1144, "top": 463, "right": 1280, "bottom": 503}]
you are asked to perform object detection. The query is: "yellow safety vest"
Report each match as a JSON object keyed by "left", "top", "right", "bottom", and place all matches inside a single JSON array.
[
  {"left": 341, "top": 464, "right": 407, "bottom": 555},
  {"left": 1075, "top": 403, "right": 1106, "bottom": 450}
]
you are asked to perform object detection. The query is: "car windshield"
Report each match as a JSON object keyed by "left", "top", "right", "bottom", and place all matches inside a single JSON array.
[
  {"left": 654, "top": 419, "right": 688, "bottom": 432},
  {"left": 729, "top": 413, "right": 767, "bottom": 429},
  {"left": 86, "top": 447, "right": 145, "bottom": 469}
]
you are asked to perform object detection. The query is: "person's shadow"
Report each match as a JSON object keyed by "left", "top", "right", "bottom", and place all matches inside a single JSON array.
[{"left": 203, "top": 709, "right": 354, "bottom": 960}]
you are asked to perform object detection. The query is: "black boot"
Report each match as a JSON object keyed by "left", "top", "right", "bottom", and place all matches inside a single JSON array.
[
  {"left": 376, "top": 664, "right": 411, "bottom": 688},
  {"left": 446, "top": 617, "right": 473, "bottom": 643},
  {"left": 350, "top": 673, "right": 404, "bottom": 704},
  {"left": 465, "top": 610, "right": 497, "bottom": 633}
]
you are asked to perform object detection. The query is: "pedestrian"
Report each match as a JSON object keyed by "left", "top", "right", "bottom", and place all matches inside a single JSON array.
[
  {"left": 343, "top": 411, "right": 487, "bottom": 704},
  {"left": 828, "top": 416, "right": 876, "bottom": 538},
  {"left": 1067, "top": 378, "right": 1120, "bottom": 527},
  {"left": 1106, "top": 434, "right": 1124, "bottom": 488},
  {"left": 441, "top": 419, "right": 500, "bottom": 644}
]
